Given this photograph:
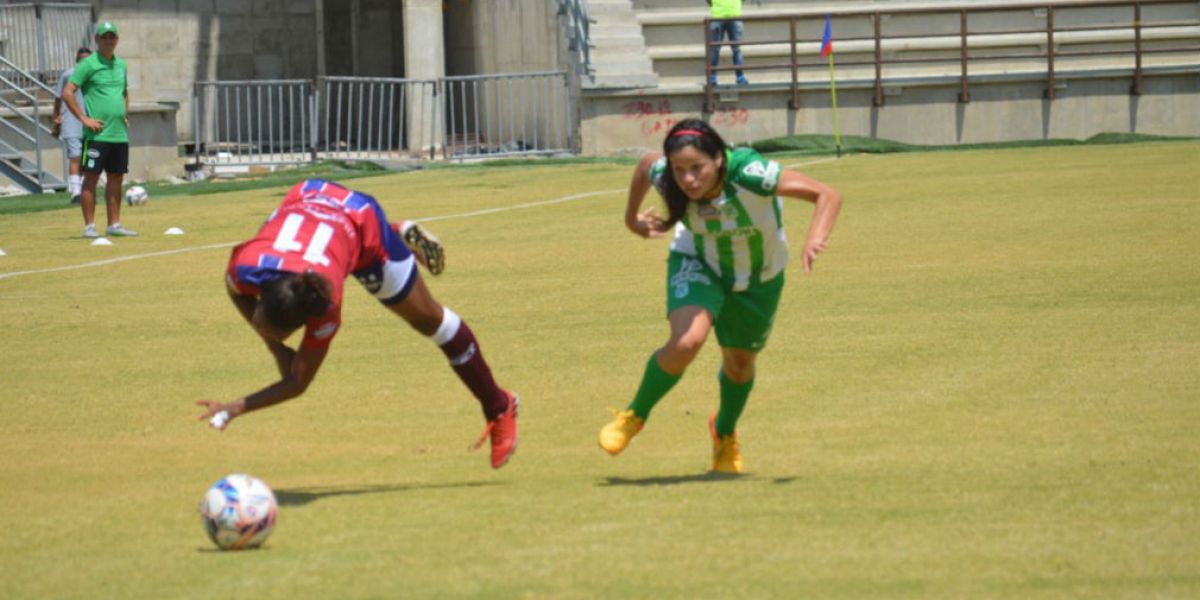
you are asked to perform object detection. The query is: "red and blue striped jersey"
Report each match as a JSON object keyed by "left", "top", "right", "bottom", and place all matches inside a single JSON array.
[{"left": 225, "top": 179, "right": 388, "bottom": 348}]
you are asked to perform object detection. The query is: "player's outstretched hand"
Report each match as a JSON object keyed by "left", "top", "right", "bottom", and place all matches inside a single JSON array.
[
  {"left": 630, "top": 207, "right": 666, "bottom": 239},
  {"left": 802, "top": 240, "right": 828, "bottom": 273},
  {"left": 196, "top": 400, "right": 233, "bottom": 431}
]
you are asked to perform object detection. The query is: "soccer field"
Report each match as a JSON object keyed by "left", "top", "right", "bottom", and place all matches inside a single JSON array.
[{"left": 1, "top": 142, "right": 1198, "bottom": 598}]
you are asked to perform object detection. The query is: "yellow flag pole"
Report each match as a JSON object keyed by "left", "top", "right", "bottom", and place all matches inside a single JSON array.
[{"left": 827, "top": 50, "right": 842, "bottom": 158}]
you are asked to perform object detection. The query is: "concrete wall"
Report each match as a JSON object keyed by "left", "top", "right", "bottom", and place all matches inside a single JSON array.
[
  {"left": 443, "top": 0, "right": 577, "bottom": 152},
  {"left": 4, "top": 101, "right": 178, "bottom": 183},
  {"left": 579, "top": 73, "right": 1200, "bottom": 154},
  {"left": 444, "top": 0, "right": 563, "bottom": 76},
  {"left": 88, "top": 0, "right": 404, "bottom": 146}
]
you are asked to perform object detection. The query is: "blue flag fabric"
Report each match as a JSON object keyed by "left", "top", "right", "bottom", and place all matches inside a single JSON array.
[{"left": 820, "top": 15, "right": 833, "bottom": 57}]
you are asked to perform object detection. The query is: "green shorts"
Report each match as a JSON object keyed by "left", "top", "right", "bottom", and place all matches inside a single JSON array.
[{"left": 666, "top": 252, "right": 785, "bottom": 352}]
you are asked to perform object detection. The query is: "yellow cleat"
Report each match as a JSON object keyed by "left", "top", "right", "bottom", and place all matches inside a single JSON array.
[
  {"left": 709, "top": 412, "right": 743, "bottom": 474},
  {"left": 712, "top": 435, "right": 743, "bottom": 474},
  {"left": 599, "top": 409, "right": 644, "bottom": 456}
]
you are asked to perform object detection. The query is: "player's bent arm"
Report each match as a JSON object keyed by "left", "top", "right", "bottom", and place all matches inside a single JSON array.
[
  {"left": 61, "top": 82, "right": 101, "bottom": 131},
  {"left": 226, "top": 284, "right": 301, "bottom": 381},
  {"left": 776, "top": 170, "right": 843, "bottom": 272},
  {"left": 626, "top": 153, "right": 664, "bottom": 237},
  {"left": 197, "top": 343, "right": 328, "bottom": 430},
  {"left": 241, "top": 343, "right": 328, "bottom": 414}
]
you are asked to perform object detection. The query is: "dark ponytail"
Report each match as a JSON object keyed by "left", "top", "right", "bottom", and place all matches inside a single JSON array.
[
  {"left": 259, "top": 271, "right": 332, "bottom": 331},
  {"left": 659, "top": 118, "right": 729, "bottom": 230}
]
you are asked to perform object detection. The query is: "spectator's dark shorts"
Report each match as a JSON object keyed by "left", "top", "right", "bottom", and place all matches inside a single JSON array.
[{"left": 82, "top": 141, "right": 129, "bottom": 174}]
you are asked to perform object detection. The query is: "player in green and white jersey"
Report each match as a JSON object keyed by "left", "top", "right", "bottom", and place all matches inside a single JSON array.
[{"left": 599, "top": 118, "right": 842, "bottom": 474}]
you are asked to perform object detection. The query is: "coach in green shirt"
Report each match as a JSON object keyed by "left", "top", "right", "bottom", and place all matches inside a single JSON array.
[{"left": 62, "top": 20, "right": 137, "bottom": 238}]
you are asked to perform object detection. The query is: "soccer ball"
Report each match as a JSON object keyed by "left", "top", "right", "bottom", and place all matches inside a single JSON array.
[
  {"left": 199, "top": 474, "right": 278, "bottom": 550},
  {"left": 124, "top": 185, "right": 149, "bottom": 206}
]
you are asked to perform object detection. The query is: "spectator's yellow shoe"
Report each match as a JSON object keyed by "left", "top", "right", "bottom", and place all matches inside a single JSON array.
[
  {"left": 599, "top": 409, "right": 644, "bottom": 456},
  {"left": 709, "top": 412, "right": 743, "bottom": 474}
]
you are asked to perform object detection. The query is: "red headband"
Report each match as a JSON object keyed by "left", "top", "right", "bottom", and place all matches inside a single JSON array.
[{"left": 671, "top": 129, "right": 704, "bottom": 138}]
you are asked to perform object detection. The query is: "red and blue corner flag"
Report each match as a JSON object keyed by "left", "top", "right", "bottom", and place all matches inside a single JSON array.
[{"left": 820, "top": 15, "right": 833, "bottom": 57}]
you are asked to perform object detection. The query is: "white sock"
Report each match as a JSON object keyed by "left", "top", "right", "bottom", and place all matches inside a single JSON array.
[
  {"left": 69, "top": 175, "right": 83, "bottom": 196},
  {"left": 431, "top": 307, "right": 462, "bottom": 346}
]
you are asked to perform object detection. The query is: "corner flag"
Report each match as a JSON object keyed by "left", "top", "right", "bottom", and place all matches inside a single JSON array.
[
  {"left": 819, "top": 15, "right": 842, "bottom": 157},
  {"left": 820, "top": 14, "right": 833, "bottom": 58}
]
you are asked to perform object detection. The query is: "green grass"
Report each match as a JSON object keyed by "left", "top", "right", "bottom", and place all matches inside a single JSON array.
[{"left": 1, "top": 142, "right": 1198, "bottom": 598}]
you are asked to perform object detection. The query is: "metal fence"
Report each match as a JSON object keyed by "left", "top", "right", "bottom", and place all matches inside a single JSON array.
[
  {"left": 0, "top": 2, "right": 92, "bottom": 84},
  {"left": 192, "top": 79, "right": 315, "bottom": 166},
  {"left": 317, "top": 77, "right": 440, "bottom": 161},
  {"left": 442, "top": 71, "right": 574, "bottom": 159},
  {"left": 193, "top": 72, "right": 574, "bottom": 167}
]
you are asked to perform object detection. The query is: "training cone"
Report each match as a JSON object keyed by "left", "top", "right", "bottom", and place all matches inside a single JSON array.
[
  {"left": 91, "top": 238, "right": 113, "bottom": 246},
  {"left": 164, "top": 227, "right": 185, "bottom": 235},
  {"left": 0, "top": 248, "right": 6, "bottom": 256}
]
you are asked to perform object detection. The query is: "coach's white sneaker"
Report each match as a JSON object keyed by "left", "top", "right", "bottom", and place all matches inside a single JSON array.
[
  {"left": 106, "top": 224, "right": 138, "bottom": 237},
  {"left": 83, "top": 224, "right": 99, "bottom": 239}
]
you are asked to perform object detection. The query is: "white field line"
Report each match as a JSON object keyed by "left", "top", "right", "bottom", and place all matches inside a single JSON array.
[
  {"left": 0, "top": 242, "right": 239, "bottom": 281},
  {"left": 0, "top": 157, "right": 847, "bottom": 282},
  {"left": 414, "top": 189, "right": 625, "bottom": 223}
]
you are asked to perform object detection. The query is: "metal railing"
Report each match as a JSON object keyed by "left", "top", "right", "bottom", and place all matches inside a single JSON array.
[
  {"left": 702, "top": 0, "right": 1200, "bottom": 110},
  {"left": 0, "top": 2, "right": 92, "bottom": 84},
  {"left": 557, "top": 0, "right": 595, "bottom": 80},
  {"left": 0, "top": 54, "right": 66, "bottom": 192},
  {"left": 442, "top": 71, "right": 574, "bottom": 159},
  {"left": 317, "top": 77, "right": 439, "bottom": 161},
  {"left": 192, "top": 79, "right": 315, "bottom": 166},
  {"left": 193, "top": 72, "right": 575, "bottom": 167}
]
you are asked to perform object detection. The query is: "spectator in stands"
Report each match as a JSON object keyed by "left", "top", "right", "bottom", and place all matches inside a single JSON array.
[
  {"left": 707, "top": 0, "right": 748, "bottom": 85},
  {"left": 61, "top": 21, "right": 136, "bottom": 238},
  {"left": 52, "top": 47, "right": 92, "bottom": 206}
]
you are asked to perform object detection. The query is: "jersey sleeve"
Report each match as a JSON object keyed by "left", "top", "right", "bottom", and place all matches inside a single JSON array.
[
  {"left": 647, "top": 156, "right": 668, "bottom": 197},
  {"left": 68, "top": 59, "right": 92, "bottom": 88},
  {"left": 727, "top": 148, "right": 782, "bottom": 196},
  {"left": 300, "top": 306, "right": 341, "bottom": 349}
]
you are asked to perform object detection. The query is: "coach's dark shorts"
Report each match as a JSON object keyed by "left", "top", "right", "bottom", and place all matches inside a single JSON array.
[{"left": 82, "top": 141, "right": 129, "bottom": 174}]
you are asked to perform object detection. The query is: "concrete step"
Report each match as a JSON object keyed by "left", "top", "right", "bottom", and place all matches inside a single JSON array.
[
  {"left": 584, "top": 73, "right": 660, "bottom": 89},
  {"left": 583, "top": 0, "right": 660, "bottom": 90},
  {"left": 646, "top": 25, "right": 1200, "bottom": 62},
  {"left": 651, "top": 51, "right": 1200, "bottom": 89}
]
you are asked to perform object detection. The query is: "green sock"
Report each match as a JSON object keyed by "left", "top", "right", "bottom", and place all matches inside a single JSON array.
[
  {"left": 715, "top": 370, "right": 754, "bottom": 437},
  {"left": 628, "top": 353, "right": 683, "bottom": 419}
]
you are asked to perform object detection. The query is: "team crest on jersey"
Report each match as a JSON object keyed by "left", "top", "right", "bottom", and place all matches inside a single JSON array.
[
  {"left": 742, "top": 161, "right": 780, "bottom": 190},
  {"left": 697, "top": 203, "right": 722, "bottom": 220},
  {"left": 696, "top": 198, "right": 738, "bottom": 221}
]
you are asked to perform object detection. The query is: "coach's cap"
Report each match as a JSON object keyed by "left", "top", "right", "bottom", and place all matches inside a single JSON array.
[{"left": 96, "top": 21, "right": 118, "bottom": 36}]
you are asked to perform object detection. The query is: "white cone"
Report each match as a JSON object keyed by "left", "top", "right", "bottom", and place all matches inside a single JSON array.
[
  {"left": 164, "top": 227, "right": 185, "bottom": 235},
  {"left": 0, "top": 248, "right": 6, "bottom": 256},
  {"left": 91, "top": 237, "right": 113, "bottom": 246}
]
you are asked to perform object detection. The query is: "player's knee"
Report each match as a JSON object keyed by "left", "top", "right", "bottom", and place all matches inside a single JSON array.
[
  {"left": 722, "top": 360, "right": 755, "bottom": 383},
  {"left": 665, "top": 331, "right": 707, "bottom": 363}
]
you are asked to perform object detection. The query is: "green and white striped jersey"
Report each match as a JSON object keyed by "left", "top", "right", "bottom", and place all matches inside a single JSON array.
[{"left": 649, "top": 148, "right": 787, "bottom": 291}]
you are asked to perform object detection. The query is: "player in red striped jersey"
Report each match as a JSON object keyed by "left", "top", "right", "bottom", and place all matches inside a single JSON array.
[{"left": 195, "top": 179, "right": 518, "bottom": 469}]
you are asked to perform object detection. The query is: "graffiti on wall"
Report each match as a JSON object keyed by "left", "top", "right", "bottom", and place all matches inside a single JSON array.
[{"left": 622, "top": 97, "right": 752, "bottom": 137}]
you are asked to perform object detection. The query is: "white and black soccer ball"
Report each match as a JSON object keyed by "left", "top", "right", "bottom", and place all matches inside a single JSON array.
[
  {"left": 124, "top": 185, "right": 149, "bottom": 206},
  {"left": 199, "top": 474, "right": 278, "bottom": 550}
]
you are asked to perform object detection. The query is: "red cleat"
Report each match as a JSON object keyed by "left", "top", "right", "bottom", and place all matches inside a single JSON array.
[{"left": 471, "top": 391, "right": 519, "bottom": 469}]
